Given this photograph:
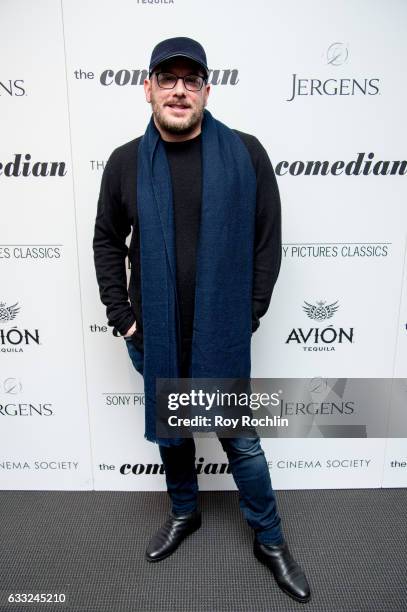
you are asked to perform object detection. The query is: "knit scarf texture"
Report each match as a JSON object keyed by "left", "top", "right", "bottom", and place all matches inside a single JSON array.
[{"left": 137, "top": 109, "right": 257, "bottom": 446}]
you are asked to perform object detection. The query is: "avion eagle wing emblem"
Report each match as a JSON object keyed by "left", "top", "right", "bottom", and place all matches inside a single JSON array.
[
  {"left": 303, "top": 300, "right": 339, "bottom": 321},
  {"left": 0, "top": 301, "right": 21, "bottom": 322}
]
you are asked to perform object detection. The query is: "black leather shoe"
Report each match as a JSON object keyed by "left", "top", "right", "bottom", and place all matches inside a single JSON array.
[
  {"left": 253, "top": 539, "right": 311, "bottom": 603},
  {"left": 145, "top": 509, "right": 201, "bottom": 562}
]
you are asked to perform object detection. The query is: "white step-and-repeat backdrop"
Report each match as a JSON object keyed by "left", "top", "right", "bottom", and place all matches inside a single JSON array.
[{"left": 1, "top": 0, "right": 406, "bottom": 491}]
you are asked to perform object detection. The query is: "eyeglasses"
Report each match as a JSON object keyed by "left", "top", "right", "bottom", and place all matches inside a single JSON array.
[{"left": 154, "top": 72, "right": 207, "bottom": 92}]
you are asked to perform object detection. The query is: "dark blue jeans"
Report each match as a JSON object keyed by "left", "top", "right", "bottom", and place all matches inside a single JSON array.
[
  {"left": 125, "top": 336, "right": 284, "bottom": 545},
  {"left": 159, "top": 435, "right": 284, "bottom": 545}
]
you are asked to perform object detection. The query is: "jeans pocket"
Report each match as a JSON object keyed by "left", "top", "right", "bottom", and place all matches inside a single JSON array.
[{"left": 125, "top": 339, "right": 144, "bottom": 376}]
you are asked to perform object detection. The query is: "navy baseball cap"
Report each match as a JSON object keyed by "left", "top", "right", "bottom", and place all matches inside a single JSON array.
[{"left": 149, "top": 37, "right": 209, "bottom": 78}]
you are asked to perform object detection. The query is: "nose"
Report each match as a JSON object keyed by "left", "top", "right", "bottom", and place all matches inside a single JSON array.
[{"left": 173, "top": 77, "right": 187, "bottom": 96}]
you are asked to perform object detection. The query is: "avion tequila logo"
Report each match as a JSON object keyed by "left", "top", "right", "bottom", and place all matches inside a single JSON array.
[
  {"left": 303, "top": 300, "right": 339, "bottom": 320},
  {"left": 286, "top": 300, "right": 354, "bottom": 351},
  {"left": 0, "top": 301, "right": 20, "bottom": 322},
  {"left": 0, "top": 302, "right": 41, "bottom": 352}
]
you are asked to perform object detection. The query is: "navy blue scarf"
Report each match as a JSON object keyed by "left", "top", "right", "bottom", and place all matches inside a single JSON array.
[{"left": 137, "top": 109, "right": 257, "bottom": 446}]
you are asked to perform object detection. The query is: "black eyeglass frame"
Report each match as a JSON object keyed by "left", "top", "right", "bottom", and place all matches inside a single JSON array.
[{"left": 153, "top": 71, "right": 208, "bottom": 91}]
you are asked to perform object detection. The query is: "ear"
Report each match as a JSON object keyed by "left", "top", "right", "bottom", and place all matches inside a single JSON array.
[
  {"left": 204, "top": 84, "right": 211, "bottom": 107},
  {"left": 144, "top": 78, "right": 152, "bottom": 103}
]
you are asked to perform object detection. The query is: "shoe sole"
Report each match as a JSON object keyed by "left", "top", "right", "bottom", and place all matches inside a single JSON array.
[
  {"left": 145, "top": 519, "right": 201, "bottom": 563},
  {"left": 253, "top": 546, "right": 311, "bottom": 604}
]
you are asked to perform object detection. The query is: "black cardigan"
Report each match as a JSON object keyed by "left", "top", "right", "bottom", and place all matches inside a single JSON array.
[{"left": 93, "top": 129, "right": 282, "bottom": 350}]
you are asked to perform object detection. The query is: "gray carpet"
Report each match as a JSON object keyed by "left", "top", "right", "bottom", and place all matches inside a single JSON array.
[{"left": 0, "top": 489, "right": 405, "bottom": 612}]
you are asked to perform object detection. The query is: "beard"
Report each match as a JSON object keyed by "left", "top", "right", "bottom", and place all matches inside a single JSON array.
[{"left": 151, "top": 96, "right": 205, "bottom": 135}]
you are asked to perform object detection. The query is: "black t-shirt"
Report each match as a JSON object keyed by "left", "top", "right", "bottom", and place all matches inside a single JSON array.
[{"left": 164, "top": 134, "right": 202, "bottom": 342}]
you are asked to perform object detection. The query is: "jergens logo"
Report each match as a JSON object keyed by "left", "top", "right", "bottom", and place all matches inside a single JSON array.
[
  {"left": 286, "top": 43, "right": 380, "bottom": 102},
  {"left": 0, "top": 79, "right": 25, "bottom": 96}
]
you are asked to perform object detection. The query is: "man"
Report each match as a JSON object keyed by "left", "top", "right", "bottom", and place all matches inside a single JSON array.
[{"left": 93, "top": 37, "right": 311, "bottom": 603}]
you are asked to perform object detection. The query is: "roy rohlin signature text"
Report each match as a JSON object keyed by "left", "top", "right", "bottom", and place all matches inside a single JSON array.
[{"left": 167, "top": 414, "right": 288, "bottom": 428}]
